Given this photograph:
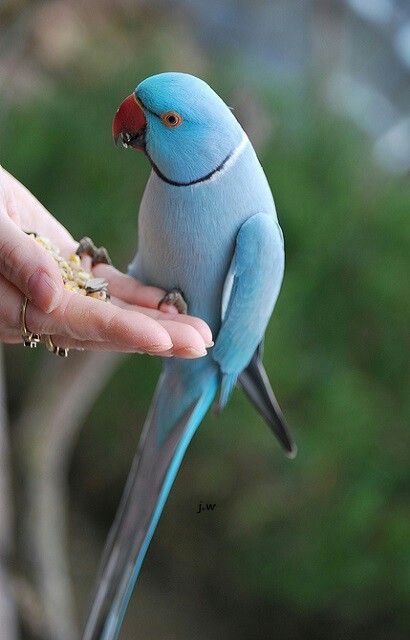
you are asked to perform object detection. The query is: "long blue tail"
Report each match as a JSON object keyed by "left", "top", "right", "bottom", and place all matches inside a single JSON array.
[{"left": 82, "top": 358, "right": 219, "bottom": 640}]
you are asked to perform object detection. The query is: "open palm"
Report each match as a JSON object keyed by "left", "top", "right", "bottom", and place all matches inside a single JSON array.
[{"left": 0, "top": 168, "right": 212, "bottom": 357}]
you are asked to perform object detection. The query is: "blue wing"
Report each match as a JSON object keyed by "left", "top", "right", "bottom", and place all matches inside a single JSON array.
[{"left": 212, "top": 212, "right": 285, "bottom": 406}]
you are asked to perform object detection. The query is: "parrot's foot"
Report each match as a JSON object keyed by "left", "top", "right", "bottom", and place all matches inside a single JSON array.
[
  {"left": 76, "top": 236, "right": 112, "bottom": 267},
  {"left": 158, "top": 288, "right": 188, "bottom": 314}
]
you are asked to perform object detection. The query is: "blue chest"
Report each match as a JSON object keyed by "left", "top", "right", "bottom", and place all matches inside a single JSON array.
[{"left": 131, "top": 143, "right": 276, "bottom": 332}]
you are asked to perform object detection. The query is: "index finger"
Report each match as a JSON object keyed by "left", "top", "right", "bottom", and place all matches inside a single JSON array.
[{"left": 26, "top": 289, "right": 174, "bottom": 354}]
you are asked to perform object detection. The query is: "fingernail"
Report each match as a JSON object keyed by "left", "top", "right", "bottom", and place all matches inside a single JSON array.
[
  {"left": 176, "top": 347, "right": 207, "bottom": 358},
  {"left": 28, "top": 270, "right": 61, "bottom": 313},
  {"left": 206, "top": 340, "right": 214, "bottom": 348},
  {"left": 146, "top": 341, "right": 173, "bottom": 354},
  {"left": 147, "top": 347, "right": 174, "bottom": 357}
]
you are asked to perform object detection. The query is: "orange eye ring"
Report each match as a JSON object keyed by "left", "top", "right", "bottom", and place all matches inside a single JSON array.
[{"left": 161, "top": 111, "right": 183, "bottom": 128}]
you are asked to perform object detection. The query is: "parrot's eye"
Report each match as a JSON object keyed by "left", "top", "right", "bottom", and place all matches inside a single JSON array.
[{"left": 161, "top": 111, "right": 183, "bottom": 128}]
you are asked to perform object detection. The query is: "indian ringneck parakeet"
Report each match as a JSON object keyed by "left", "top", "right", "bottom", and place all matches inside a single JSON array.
[{"left": 83, "top": 72, "right": 296, "bottom": 640}]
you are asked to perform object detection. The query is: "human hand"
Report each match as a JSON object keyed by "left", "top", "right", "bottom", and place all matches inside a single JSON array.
[{"left": 0, "top": 167, "right": 212, "bottom": 357}]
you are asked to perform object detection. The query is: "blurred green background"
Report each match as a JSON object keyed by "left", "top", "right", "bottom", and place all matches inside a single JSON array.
[{"left": 1, "top": 1, "right": 409, "bottom": 639}]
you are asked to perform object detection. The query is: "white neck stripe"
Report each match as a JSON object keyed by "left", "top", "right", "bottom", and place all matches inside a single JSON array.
[{"left": 197, "top": 131, "right": 249, "bottom": 186}]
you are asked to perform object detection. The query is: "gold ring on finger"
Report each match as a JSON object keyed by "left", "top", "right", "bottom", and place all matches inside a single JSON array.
[
  {"left": 43, "top": 334, "right": 69, "bottom": 358},
  {"left": 20, "top": 297, "right": 40, "bottom": 349}
]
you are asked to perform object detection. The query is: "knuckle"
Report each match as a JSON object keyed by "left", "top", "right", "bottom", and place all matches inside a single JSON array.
[
  {"left": 98, "top": 308, "right": 121, "bottom": 340},
  {"left": 57, "top": 296, "right": 79, "bottom": 337}
]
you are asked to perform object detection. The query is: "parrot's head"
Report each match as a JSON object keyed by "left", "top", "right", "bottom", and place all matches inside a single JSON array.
[{"left": 112, "top": 72, "right": 244, "bottom": 185}]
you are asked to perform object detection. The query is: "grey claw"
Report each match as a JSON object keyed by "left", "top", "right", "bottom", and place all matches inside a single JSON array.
[
  {"left": 158, "top": 288, "right": 188, "bottom": 314},
  {"left": 76, "top": 236, "right": 97, "bottom": 258},
  {"left": 92, "top": 247, "right": 112, "bottom": 266},
  {"left": 76, "top": 237, "right": 112, "bottom": 266}
]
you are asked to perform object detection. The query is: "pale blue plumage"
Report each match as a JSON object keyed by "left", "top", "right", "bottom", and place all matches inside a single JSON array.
[{"left": 83, "top": 72, "right": 294, "bottom": 640}]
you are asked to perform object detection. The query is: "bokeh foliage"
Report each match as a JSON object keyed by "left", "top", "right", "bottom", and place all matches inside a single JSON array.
[{"left": 3, "top": 37, "right": 409, "bottom": 640}]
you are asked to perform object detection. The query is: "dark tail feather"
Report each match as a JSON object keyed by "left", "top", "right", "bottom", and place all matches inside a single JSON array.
[
  {"left": 238, "top": 348, "right": 296, "bottom": 458},
  {"left": 82, "top": 363, "right": 218, "bottom": 640}
]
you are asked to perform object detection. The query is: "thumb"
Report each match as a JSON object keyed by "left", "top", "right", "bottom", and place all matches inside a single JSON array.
[{"left": 0, "top": 217, "right": 63, "bottom": 313}]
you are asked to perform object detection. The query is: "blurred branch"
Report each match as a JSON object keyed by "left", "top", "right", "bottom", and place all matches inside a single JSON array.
[
  {"left": 0, "top": 346, "right": 20, "bottom": 640},
  {"left": 15, "top": 350, "right": 124, "bottom": 640}
]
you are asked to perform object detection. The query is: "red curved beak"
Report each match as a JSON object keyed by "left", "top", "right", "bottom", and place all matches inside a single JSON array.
[{"left": 112, "top": 94, "right": 147, "bottom": 150}]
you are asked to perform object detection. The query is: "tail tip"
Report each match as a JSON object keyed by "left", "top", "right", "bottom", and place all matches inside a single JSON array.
[{"left": 283, "top": 441, "right": 298, "bottom": 460}]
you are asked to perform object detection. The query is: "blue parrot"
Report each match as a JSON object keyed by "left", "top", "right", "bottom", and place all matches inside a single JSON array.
[{"left": 83, "top": 72, "right": 296, "bottom": 640}]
